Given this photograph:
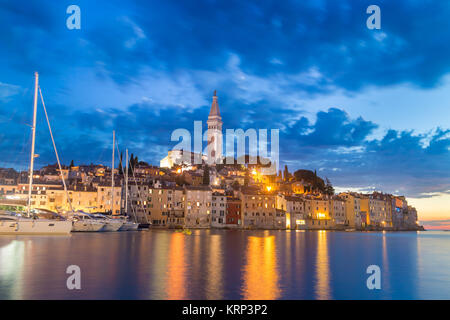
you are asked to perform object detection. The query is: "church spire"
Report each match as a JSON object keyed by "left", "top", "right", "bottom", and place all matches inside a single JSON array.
[{"left": 209, "top": 90, "right": 221, "bottom": 118}]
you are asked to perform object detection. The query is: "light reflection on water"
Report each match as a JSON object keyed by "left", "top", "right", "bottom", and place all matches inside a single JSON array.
[
  {"left": 315, "top": 230, "right": 330, "bottom": 300},
  {"left": 0, "top": 230, "right": 450, "bottom": 300},
  {"left": 242, "top": 235, "right": 280, "bottom": 300}
]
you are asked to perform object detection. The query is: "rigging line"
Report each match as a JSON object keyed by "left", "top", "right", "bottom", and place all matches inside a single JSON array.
[
  {"left": 130, "top": 156, "right": 150, "bottom": 224},
  {"left": 115, "top": 141, "right": 138, "bottom": 223},
  {"left": 95, "top": 145, "right": 107, "bottom": 165},
  {"left": 5, "top": 129, "right": 29, "bottom": 170},
  {"left": 114, "top": 141, "right": 126, "bottom": 214},
  {"left": 2, "top": 115, "right": 29, "bottom": 169},
  {"left": 39, "top": 86, "right": 74, "bottom": 214}
]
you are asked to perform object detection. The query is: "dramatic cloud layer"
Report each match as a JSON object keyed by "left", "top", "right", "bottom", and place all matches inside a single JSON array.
[{"left": 0, "top": 0, "right": 449, "bottom": 204}]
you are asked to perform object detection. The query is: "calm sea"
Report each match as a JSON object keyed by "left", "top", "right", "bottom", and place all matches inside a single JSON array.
[{"left": 0, "top": 230, "right": 449, "bottom": 300}]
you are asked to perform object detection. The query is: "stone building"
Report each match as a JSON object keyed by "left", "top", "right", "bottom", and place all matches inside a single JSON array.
[
  {"left": 211, "top": 192, "right": 227, "bottom": 228},
  {"left": 184, "top": 186, "right": 212, "bottom": 228}
]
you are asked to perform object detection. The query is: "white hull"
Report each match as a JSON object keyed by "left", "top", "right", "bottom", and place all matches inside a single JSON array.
[
  {"left": 119, "top": 221, "right": 139, "bottom": 231},
  {"left": 0, "top": 219, "right": 72, "bottom": 235},
  {"left": 72, "top": 220, "right": 105, "bottom": 232},
  {"left": 101, "top": 221, "right": 123, "bottom": 232}
]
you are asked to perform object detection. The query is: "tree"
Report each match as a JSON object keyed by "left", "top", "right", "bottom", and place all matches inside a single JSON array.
[
  {"left": 118, "top": 152, "right": 123, "bottom": 175},
  {"left": 129, "top": 154, "right": 134, "bottom": 171},
  {"left": 244, "top": 168, "right": 249, "bottom": 187},
  {"left": 293, "top": 169, "right": 325, "bottom": 193},
  {"left": 175, "top": 175, "right": 188, "bottom": 187},
  {"left": 284, "top": 165, "right": 290, "bottom": 181},
  {"left": 70, "top": 160, "right": 74, "bottom": 168},
  {"left": 324, "top": 177, "right": 335, "bottom": 195},
  {"left": 202, "top": 165, "right": 210, "bottom": 185}
]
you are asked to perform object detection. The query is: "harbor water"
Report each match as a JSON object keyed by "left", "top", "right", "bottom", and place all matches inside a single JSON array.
[{"left": 0, "top": 230, "right": 449, "bottom": 299}]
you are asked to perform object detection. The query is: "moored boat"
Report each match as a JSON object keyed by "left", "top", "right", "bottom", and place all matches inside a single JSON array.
[
  {"left": 118, "top": 216, "right": 139, "bottom": 231},
  {"left": 138, "top": 223, "right": 151, "bottom": 229},
  {"left": 0, "top": 212, "right": 72, "bottom": 235},
  {"left": 71, "top": 212, "right": 105, "bottom": 232},
  {"left": 0, "top": 73, "right": 73, "bottom": 236},
  {"left": 92, "top": 214, "right": 123, "bottom": 232}
]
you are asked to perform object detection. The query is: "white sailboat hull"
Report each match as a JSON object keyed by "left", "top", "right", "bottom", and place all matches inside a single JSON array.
[
  {"left": 0, "top": 219, "right": 72, "bottom": 235},
  {"left": 72, "top": 220, "right": 105, "bottom": 232},
  {"left": 119, "top": 221, "right": 139, "bottom": 231},
  {"left": 101, "top": 221, "right": 123, "bottom": 232}
]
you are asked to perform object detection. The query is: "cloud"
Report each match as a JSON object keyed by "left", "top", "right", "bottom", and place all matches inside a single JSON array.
[
  {"left": 0, "top": 0, "right": 449, "bottom": 204},
  {"left": 3, "top": 0, "right": 450, "bottom": 90},
  {"left": 420, "top": 219, "right": 450, "bottom": 230},
  {"left": 0, "top": 82, "right": 21, "bottom": 101}
]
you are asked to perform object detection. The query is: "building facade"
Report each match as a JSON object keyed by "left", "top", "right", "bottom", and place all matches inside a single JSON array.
[
  {"left": 211, "top": 192, "right": 227, "bottom": 228},
  {"left": 184, "top": 186, "right": 212, "bottom": 228}
]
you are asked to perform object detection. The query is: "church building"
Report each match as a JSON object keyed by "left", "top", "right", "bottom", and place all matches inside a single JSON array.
[
  {"left": 160, "top": 91, "right": 223, "bottom": 168},
  {"left": 206, "top": 90, "right": 223, "bottom": 165}
]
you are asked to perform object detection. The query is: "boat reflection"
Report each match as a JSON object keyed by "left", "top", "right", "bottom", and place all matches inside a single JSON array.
[{"left": 0, "top": 240, "right": 25, "bottom": 299}]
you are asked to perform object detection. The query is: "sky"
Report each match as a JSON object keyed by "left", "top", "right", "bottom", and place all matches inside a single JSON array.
[{"left": 0, "top": 0, "right": 449, "bottom": 227}]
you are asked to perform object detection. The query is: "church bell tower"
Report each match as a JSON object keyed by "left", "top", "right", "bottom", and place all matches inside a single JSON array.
[{"left": 207, "top": 90, "right": 223, "bottom": 165}]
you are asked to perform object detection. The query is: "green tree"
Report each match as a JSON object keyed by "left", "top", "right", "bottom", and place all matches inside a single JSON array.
[
  {"left": 244, "top": 168, "right": 249, "bottom": 187},
  {"left": 231, "top": 180, "right": 240, "bottom": 191},
  {"left": 284, "top": 165, "right": 290, "bottom": 181},
  {"left": 70, "top": 160, "right": 74, "bottom": 168},
  {"left": 324, "top": 177, "right": 335, "bottom": 195},
  {"left": 118, "top": 152, "right": 123, "bottom": 175},
  {"left": 203, "top": 165, "right": 210, "bottom": 185},
  {"left": 129, "top": 154, "right": 134, "bottom": 170},
  {"left": 175, "top": 175, "right": 188, "bottom": 186},
  {"left": 293, "top": 169, "right": 325, "bottom": 193}
]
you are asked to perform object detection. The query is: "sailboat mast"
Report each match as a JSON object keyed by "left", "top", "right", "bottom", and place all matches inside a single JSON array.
[
  {"left": 111, "top": 130, "right": 115, "bottom": 215},
  {"left": 125, "top": 148, "right": 128, "bottom": 215},
  {"left": 27, "top": 72, "right": 39, "bottom": 217}
]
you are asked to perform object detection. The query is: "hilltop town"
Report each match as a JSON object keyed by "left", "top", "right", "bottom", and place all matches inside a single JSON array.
[
  {"left": 0, "top": 92, "right": 422, "bottom": 231},
  {"left": 0, "top": 159, "right": 421, "bottom": 231}
]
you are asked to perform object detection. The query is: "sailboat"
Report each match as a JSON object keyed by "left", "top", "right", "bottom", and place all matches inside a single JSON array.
[
  {"left": 128, "top": 149, "right": 151, "bottom": 229},
  {"left": 119, "top": 148, "right": 139, "bottom": 231},
  {"left": 71, "top": 211, "right": 105, "bottom": 232},
  {"left": 100, "top": 131, "right": 123, "bottom": 232},
  {"left": 0, "top": 72, "right": 72, "bottom": 235}
]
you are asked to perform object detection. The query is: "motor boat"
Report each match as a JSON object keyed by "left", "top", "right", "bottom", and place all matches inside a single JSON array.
[
  {"left": 71, "top": 212, "right": 105, "bottom": 232},
  {"left": 118, "top": 216, "right": 139, "bottom": 231},
  {"left": 0, "top": 211, "right": 72, "bottom": 235},
  {"left": 138, "top": 223, "right": 151, "bottom": 230},
  {"left": 91, "top": 214, "right": 123, "bottom": 232}
]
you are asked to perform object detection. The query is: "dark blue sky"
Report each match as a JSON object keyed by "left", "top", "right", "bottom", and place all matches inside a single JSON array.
[{"left": 0, "top": 0, "right": 449, "bottom": 215}]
